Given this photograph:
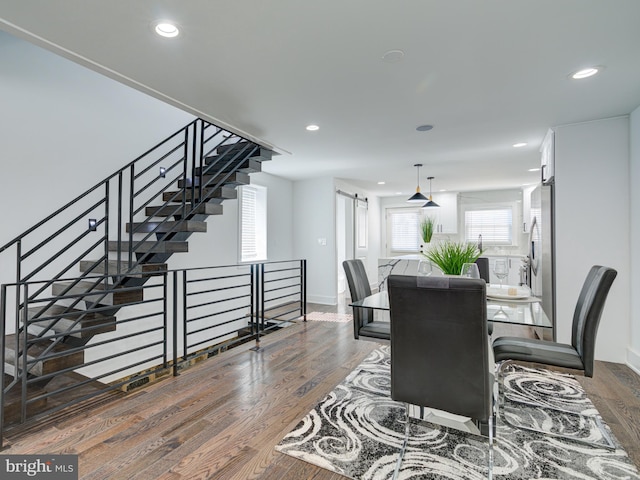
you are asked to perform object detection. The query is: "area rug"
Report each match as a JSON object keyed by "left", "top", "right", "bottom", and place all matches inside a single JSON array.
[
  {"left": 304, "top": 311, "right": 353, "bottom": 323},
  {"left": 275, "top": 346, "right": 640, "bottom": 479}
]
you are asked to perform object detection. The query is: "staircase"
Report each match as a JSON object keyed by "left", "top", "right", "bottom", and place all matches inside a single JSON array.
[{"left": 1, "top": 119, "right": 274, "bottom": 428}]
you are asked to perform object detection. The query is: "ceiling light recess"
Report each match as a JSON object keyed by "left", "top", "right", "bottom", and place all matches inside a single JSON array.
[
  {"left": 571, "top": 66, "right": 603, "bottom": 80},
  {"left": 305, "top": 124, "right": 319, "bottom": 131},
  {"left": 155, "top": 21, "right": 180, "bottom": 38},
  {"left": 512, "top": 142, "right": 527, "bottom": 148}
]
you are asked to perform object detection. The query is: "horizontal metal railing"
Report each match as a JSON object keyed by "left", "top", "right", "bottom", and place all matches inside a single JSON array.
[
  {"left": 0, "top": 259, "right": 306, "bottom": 448},
  {"left": 0, "top": 118, "right": 264, "bottom": 354}
]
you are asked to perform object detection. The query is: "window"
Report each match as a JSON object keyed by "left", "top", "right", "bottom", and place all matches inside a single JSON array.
[
  {"left": 239, "top": 185, "right": 267, "bottom": 262},
  {"left": 387, "top": 208, "right": 421, "bottom": 254},
  {"left": 464, "top": 207, "right": 513, "bottom": 246}
]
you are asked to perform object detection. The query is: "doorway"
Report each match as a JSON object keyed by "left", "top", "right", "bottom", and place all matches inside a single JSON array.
[{"left": 336, "top": 191, "right": 368, "bottom": 298}]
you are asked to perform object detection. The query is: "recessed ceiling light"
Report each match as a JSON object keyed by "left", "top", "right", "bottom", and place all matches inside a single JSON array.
[
  {"left": 416, "top": 125, "right": 434, "bottom": 132},
  {"left": 377, "top": 181, "right": 386, "bottom": 185},
  {"left": 439, "top": 189, "right": 447, "bottom": 192},
  {"left": 395, "top": 192, "right": 403, "bottom": 195},
  {"left": 305, "top": 124, "right": 319, "bottom": 131},
  {"left": 382, "top": 49, "right": 405, "bottom": 63},
  {"left": 155, "top": 22, "right": 180, "bottom": 38},
  {"left": 571, "top": 66, "right": 602, "bottom": 79},
  {"left": 513, "top": 142, "right": 527, "bottom": 148},
  {"left": 528, "top": 168, "right": 540, "bottom": 172}
]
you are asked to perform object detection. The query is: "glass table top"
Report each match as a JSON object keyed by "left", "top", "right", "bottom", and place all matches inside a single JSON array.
[{"left": 349, "top": 290, "right": 552, "bottom": 328}]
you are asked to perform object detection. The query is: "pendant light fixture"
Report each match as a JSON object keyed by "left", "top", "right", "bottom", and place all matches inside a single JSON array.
[
  {"left": 422, "top": 176, "right": 440, "bottom": 208},
  {"left": 406, "top": 164, "right": 428, "bottom": 203}
]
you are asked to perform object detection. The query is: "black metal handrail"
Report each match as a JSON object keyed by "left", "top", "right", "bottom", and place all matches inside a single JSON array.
[
  {"left": 1, "top": 260, "right": 306, "bottom": 448},
  {"left": 0, "top": 118, "right": 264, "bottom": 352}
]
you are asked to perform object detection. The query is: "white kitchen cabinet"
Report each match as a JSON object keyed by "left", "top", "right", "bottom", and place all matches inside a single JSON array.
[{"left": 427, "top": 192, "right": 458, "bottom": 234}]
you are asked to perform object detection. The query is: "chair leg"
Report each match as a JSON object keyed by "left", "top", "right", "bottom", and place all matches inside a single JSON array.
[
  {"left": 496, "top": 360, "right": 615, "bottom": 450},
  {"left": 392, "top": 403, "right": 411, "bottom": 480}
]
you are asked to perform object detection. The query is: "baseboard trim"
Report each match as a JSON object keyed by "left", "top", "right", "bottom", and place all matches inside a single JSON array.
[
  {"left": 307, "top": 294, "right": 337, "bottom": 305},
  {"left": 627, "top": 347, "right": 640, "bottom": 376}
]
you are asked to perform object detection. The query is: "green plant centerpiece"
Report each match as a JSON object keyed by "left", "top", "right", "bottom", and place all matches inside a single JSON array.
[
  {"left": 423, "top": 240, "right": 481, "bottom": 275},
  {"left": 420, "top": 216, "right": 436, "bottom": 244}
]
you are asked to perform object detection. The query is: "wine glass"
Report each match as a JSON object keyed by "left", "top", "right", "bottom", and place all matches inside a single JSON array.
[
  {"left": 417, "top": 260, "right": 433, "bottom": 277},
  {"left": 493, "top": 259, "right": 508, "bottom": 289},
  {"left": 460, "top": 263, "right": 480, "bottom": 279}
]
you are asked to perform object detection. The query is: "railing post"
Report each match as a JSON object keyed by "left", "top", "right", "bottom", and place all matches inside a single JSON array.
[
  {"left": 261, "top": 263, "right": 266, "bottom": 333},
  {"left": 162, "top": 271, "right": 168, "bottom": 369},
  {"left": 1, "top": 284, "right": 7, "bottom": 449},
  {"left": 197, "top": 119, "right": 204, "bottom": 205},
  {"left": 128, "top": 164, "right": 135, "bottom": 275},
  {"left": 250, "top": 263, "right": 261, "bottom": 351},
  {"left": 104, "top": 180, "right": 110, "bottom": 277},
  {"left": 302, "top": 259, "right": 307, "bottom": 321},
  {"left": 249, "top": 263, "right": 255, "bottom": 336},
  {"left": 172, "top": 271, "right": 179, "bottom": 376},
  {"left": 117, "top": 172, "right": 123, "bottom": 278},
  {"left": 183, "top": 124, "right": 190, "bottom": 218},
  {"left": 182, "top": 270, "right": 188, "bottom": 367},
  {"left": 21, "top": 283, "right": 29, "bottom": 423}
]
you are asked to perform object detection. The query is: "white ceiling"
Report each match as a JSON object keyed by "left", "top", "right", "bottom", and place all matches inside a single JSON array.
[{"left": 2, "top": 0, "right": 640, "bottom": 197}]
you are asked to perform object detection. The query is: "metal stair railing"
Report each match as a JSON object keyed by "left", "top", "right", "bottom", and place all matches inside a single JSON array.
[
  {"left": 1, "top": 260, "right": 307, "bottom": 449},
  {"left": 0, "top": 118, "right": 264, "bottom": 349}
]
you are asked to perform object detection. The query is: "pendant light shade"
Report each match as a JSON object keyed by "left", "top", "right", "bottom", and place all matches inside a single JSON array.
[
  {"left": 406, "top": 164, "right": 428, "bottom": 203},
  {"left": 422, "top": 176, "right": 440, "bottom": 208}
]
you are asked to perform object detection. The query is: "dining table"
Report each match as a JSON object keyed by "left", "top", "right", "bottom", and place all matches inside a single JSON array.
[{"left": 349, "top": 284, "right": 552, "bottom": 329}]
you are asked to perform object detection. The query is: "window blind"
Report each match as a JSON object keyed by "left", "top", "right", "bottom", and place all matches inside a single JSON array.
[
  {"left": 240, "top": 185, "right": 267, "bottom": 262},
  {"left": 390, "top": 209, "right": 420, "bottom": 252},
  {"left": 464, "top": 208, "right": 512, "bottom": 245}
]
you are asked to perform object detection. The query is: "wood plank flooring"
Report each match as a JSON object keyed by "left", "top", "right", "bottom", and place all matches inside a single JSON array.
[{"left": 3, "top": 302, "right": 640, "bottom": 479}]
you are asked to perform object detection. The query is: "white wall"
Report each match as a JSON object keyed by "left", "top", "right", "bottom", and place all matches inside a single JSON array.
[
  {"left": 629, "top": 106, "right": 640, "bottom": 374},
  {"left": 292, "top": 177, "right": 336, "bottom": 304},
  {"left": 554, "top": 116, "right": 630, "bottom": 364},
  {"left": 0, "top": 30, "right": 194, "bottom": 245}
]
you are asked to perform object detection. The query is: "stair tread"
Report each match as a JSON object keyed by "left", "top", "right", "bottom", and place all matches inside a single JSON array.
[
  {"left": 126, "top": 220, "right": 207, "bottom": 233},
  {"left": 79, "top": 260, "right": 167, "bottom": 276},
  {"left": 162, "top": 185, "right": 237, "bottom": 203},
  {"left": 177, "top": 172, "right": 250, "bottom": 188},
  {"left": 108, "top": 240, "right": 189, "bottom": 253},
  {"left": 145, "top": 203, "right": 223, "bottom": 217},
  {"left": 4, "top": 333, "right": 85, "bottom": 376},
  {"left": 25, "top": 306, "right": 117, "bottom": 338},
  {"left": 51, "top": 281, "right": 143, "bottom": 306},
  {"left": 200, "top": 158, "right": 262, "bottom": 173},
  {"left": 215, "top": 142, "right": 273, "bottom": 161}
]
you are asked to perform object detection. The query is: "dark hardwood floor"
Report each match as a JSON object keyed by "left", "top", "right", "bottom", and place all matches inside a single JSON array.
[{"left": 3, "top": 300, "right": 640, "bottom": 478}]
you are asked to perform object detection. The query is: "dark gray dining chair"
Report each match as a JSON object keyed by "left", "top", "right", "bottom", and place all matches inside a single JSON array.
[
  {"left": 388, "top": 274, "right": 494, "bottom": 478},
  {"left": 474, "top": 257, "right": 494, "bottom": 335},
  {"left": 342, "top": 259, "right": 390, "bottom": 341},
  {"left": 475, "top": 257, "right": 490, "bottom": 283},
  {"left": 492, "top": 265, "right": 617, "bottom": 448}
]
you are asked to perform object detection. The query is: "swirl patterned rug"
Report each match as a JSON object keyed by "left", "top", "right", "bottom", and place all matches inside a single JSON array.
[{"left": 275, "top": 346, "right": 640, "bottom": 479}]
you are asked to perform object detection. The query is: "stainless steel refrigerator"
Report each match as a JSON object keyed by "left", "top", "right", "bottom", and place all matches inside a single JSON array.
[{"left": 528, "top": 182, "right": 556, "bottom": 336}]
